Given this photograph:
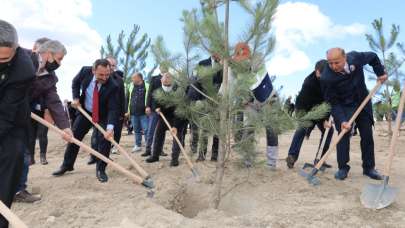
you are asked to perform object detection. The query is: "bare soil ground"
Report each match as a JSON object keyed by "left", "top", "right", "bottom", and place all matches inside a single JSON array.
[{"left": 12, "top": 121, "right": 405, "bottom": 228}]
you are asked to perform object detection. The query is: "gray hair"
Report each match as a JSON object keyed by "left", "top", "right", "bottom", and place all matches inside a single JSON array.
[
  {"left": 34, "top": 37, "right": 51, "bottom": 47},
  {"left": 0, "top": 20, "right": 18, "bottom": 48},
  {"left": 37, "top": 40, "right": 67, "bottom": 55}
]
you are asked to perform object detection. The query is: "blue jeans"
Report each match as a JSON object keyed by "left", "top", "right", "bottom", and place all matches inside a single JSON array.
[
  {"left": 17, "top": 149, "right": 30, "bottom": 193},
  {"left": 146, "top": 112, "right": 159, "bottom": 151},
  {"left": 131, "top": 114, "right": 148, "bottom": 147}
]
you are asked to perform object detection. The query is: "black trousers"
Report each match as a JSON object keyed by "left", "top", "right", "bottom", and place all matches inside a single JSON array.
[
  {"left": 151, "top": 117, "right": 186, "bottom": 162},
  {"left": 61, "top": 113, "right": 111, "bottom": 172},
  {"left": 114, "top": 117, "right": 124, "bottom": 144},
  {"left": 334, "top": 110, "right": 375, "bottom": 170},
  {"left": 190, "top": 122, "right": 218, "bottom": 159},
  {"left": 27, "top": 111, "right": 48, "bottom": 160},
  {"left": 0, "top": 134, "right": 25, "bottom": 228}
]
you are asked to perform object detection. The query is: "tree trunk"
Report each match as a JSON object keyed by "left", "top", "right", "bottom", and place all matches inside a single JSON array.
[{"left": 213, "top": 0, "right": 230, "bottom": 209}]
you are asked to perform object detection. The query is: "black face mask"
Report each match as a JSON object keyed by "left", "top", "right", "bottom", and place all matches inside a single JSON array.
[{"left": 45, "top": 60, "right": 60, "bottom": 72}]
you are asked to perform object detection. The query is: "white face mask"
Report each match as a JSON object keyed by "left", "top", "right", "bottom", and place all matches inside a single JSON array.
[{"left": 162, "top": 85, "right": 173, "bottom": 92}]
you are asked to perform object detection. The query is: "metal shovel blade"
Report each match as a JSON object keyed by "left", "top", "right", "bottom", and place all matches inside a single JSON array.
[
  {"left": 299, "top": 168, "right": 321, "bottom": 186},
  {"left": 360, "top": 182, "right": 399, "bottom": 210},
  {"left": 141, "top": 177, "right": 155, "bottom": 189},
  {"left": 190, "top": 168, "right": 201, "bottom": 182}
]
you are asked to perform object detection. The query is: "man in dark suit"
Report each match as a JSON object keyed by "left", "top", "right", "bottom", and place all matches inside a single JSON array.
[
  {"left": 0, "top": 20, "right": 36, "bottom": 228},
  {"left": 286, "top": 59, "right": 333, "bottom": 169},
  {"left": 53, "top": 59, "right": 119, "bottom": 182},
  {"left": 187, "top": 55, "right": 222, "bottom": 161},
  {"left": 145, "top": 72, "right": 188, "bottom": 166},
  {"left": 143, "top": 65, "right": 168, "bottom": 157},
  {"left": 87, "top": 57, "right": 125, "bottom": 163},
  {"left": 321, "top": 48, "right": 387, "bottom": 180}
]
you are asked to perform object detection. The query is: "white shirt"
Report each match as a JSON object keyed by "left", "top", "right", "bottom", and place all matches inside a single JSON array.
[{"left": 84, "top": 76, "right": 113, "bottom": 130}]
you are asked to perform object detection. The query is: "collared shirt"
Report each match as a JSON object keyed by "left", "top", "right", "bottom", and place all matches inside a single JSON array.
[
  {"left": 85, "top": 76, "right": 113, "bottom": 130},
  {"left": 37, "top": 54, "right": 49, "bottom": 76},
  {"left": 342, "top": 62, "right": 351, "bottom": 75}
]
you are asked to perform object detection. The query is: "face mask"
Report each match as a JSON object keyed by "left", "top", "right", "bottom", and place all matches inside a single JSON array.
[
  {"left": 162, "top": 85, "right": 173, "bottom": 92},
  {"left": 45, "top": 60, "right": 60, "bottom": 72}
]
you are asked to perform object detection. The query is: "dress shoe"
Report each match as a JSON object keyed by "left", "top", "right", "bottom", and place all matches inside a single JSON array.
[
  {"left": 52, "top": 166, "right": 73, "bottom": 176},
  {"left": 87, "top": 156, "right": 97, "bottom": 165},
  {"left": 334, "top": 167, "right": 350, "bottom": 180},
  {"left": 286, "top": 155, "right": 296, "bottom": 169},
  {"left": 145, "top": 156, "right": 159, "bottom": 163},
  {"left": 14, "top": 190, "right": 41, "bottom": 203},
  {"left": 96, "top": 170, "right": 108, "bottom": 183},
  {"left": 170, "top": 160, "right": 179, "bottom": 167},
  {"left": 160, "top": 151, "right": 168, "bottom": 157},
  {"left": 210, "top": 157, "right": 218, "bottom": 162},
  {"left": 321, "top": 162, "right": 332, "bottom": 169},
  {"left": 141, "top": 150, "right": 151, "bottom": 157},
  {"left": 196, "top": 156, "right": 205, "bottom": 162},
  {"left": 363, "top": 168, "right": 383, "bottom": 180},
  {"left": 40, "top": 154, "right": 48, "bottom": 165}
]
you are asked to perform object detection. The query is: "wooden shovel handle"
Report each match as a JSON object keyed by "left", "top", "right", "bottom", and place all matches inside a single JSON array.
[
  {"left": 384, "top": 83, "right": 405, "bottom": 176},
  {"left": 315, "top": 81, "right": 382, "bottom": 170},
  {"left": 31, "top": 113, "right": 144, "bottom": 185},
  {"left": 157, "top": 111, "right": 195, "bottom": 170},
  {"left": 0, "top": 200, "right": 28, "bottom": 228},
  {"left": 76, "top": 106, "right": 149, "bottom": 179}
]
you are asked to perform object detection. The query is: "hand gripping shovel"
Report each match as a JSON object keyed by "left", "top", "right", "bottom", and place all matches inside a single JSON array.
[
  {"left": 76, "top": 106, "right": 154, "bottom": 189},
  {"left": 360, "top": 83, "right": 405, "bottom": 209},
  {"left": 157, "top": 111, "right": 200, "bottom": 179},
  {"left": 31, "top": 113, "right": 155, "bottom": 197},
  {"left": 302, "top": 116, "right": 333, "bottom": 172},
  {"left": 0, "top": 200, "right": 28, "bottom": 228},
  {"left": 299, "top": 81, "right": 382, "bottom": 185}
]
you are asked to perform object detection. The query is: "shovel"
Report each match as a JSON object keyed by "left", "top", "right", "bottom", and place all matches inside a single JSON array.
[
  {"left": 0, "top": 200, "right": 28, "bottom": 228},
  {"left": 302, "top": 116, "right": 333, "bottom": 172},
  {"left": 157, "top": 111, "right": 200, "bottom": 179},
  {"left": 299, "top": 81, "right": 382, "bottom": 185},
  {"left": 76, "top": 106, "right": 154, "bottom": 188},
  {"left": 31, "top": 113, "right": 155, "bottom": 197},
  {"left": 360, "top": 83, "right": 405, "bottom": 209}
]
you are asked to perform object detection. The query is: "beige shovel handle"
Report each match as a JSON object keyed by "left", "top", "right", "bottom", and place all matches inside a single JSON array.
[
  {"left": 31, "top": 113, "right": 144, "bottom": 185},
  {"left": 384, "top": 83, "right": 405, "bottom": 177},
  {"left": 76, "top": 106, "right": 149, "bottom": 179},
  {"left": 157, "top": 111, "right": 195, "bottom": 170},
  {"left": 0, "top": 200, "right": 28, "bottom": 228},
  {"left": 315, "top": 81, "right": 382, "bottom": 169}
]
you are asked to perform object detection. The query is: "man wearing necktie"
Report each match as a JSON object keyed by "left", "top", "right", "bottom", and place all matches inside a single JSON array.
[
  {"left": 321, "top": 48, "right": 387, "bottom": 181},
  {"left": 52, "top": 59, "right": 119, "bottom": 182}
]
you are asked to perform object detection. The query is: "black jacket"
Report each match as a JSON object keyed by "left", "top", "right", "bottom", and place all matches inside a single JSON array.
[
  {"left": 111, "top": 71, "right": 126, "bottom": 118},
  {"left": 321, "top": 51, "right": 385, "bottom": 123},
  {"left": 127, "top": 82, "right": 146, "bottom": 116},
  {"left": 295, "top": 72, "right": 324, "bottom": 112},
  {"left": 27, "top": 50, "right": 70, "bottom": 129},
  {"left": 154, "top": 87, "right": 187, "bottom": 129},
  {"left": 186, "top": 57, "right": 223, "bottom": 101},
  {"left": 146, "top": 74, "right": 162, "bottom": 110},
  {"left": 72, "top": 66, "right": 119, "bottom": 126},
  {"left": 0, "top": 47, "right": 36, "bottom": 140}
]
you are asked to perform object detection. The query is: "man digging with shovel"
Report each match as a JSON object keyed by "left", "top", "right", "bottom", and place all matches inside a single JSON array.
[
  {"left": 286, "top": 59, "right": 334, "bottom": 169},
  {"left": 321, "top": 48, "right": 387, "bottom": 181}
]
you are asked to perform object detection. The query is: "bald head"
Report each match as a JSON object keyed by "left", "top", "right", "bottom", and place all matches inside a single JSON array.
[{"left": 326, "top": 47, "right": 346, "bottom": 73}]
